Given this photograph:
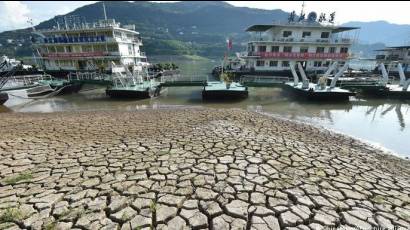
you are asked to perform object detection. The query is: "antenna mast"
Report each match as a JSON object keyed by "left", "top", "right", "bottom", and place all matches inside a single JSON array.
[
  {"left": 103, "top": 2, "right": 107, "bottom": 20},
  {"left": 300, "top": 1, "right": 305, "bottom": 17}
]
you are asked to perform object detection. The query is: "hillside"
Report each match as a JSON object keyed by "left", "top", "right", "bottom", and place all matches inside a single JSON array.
[
  {"left": 0, "top": 1, "right": 288, "bottom": 58},
  {"left": 0, "top": 1, "right": 409, "bottom": 59},
  {"left": 343, "top": 21, "right": 410, "bottom": 46}
]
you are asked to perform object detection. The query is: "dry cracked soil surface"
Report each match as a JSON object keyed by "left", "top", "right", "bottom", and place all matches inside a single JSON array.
[{"left": 0, "top": 108, "right": 409, "bottom": 230}]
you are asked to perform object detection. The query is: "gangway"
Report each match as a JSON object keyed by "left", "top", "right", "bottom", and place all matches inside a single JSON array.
[
  {"left": 240, "top": 75, "right": 290, "bottom": 87},
  {"left": 68, "top": 72, "right": 113, "bottom": 86},
  {"left": 159, "top": 74, "right": 207, "bottom": 87}
]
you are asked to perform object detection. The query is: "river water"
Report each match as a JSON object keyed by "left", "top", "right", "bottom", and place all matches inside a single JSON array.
[{"left": 1, "top": 56, "right": 409, "bottom": 158}]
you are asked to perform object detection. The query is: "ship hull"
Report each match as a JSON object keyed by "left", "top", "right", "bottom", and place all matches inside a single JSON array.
[
  {"left": 283, "top": 84, "right": 355, "bottom": 101},
  {"left": 106, "top": 86, "right": 161, "bottom": 99},
  {"left": 0, "top": 93, "right": 8, "bottom": 105},
  {"left": 202, "top": 89, "right": 248, "bottom": 100}
]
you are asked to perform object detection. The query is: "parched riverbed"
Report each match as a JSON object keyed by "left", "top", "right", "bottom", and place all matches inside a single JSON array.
[{"left": 0, "top": 108, "right": 409, "bottom": 229}]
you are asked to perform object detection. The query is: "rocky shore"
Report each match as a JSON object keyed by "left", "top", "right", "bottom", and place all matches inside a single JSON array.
[{"left": 0, "top": 108, "right": 409, "bottom": 230}]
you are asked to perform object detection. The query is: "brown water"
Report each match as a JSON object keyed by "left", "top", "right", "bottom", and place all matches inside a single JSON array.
[{"left": 1, "top": 56, "right": 409, "bottom": 158}]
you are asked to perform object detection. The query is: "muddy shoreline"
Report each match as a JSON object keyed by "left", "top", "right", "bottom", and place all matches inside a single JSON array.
[{"left": 0, "top": 108, "right": 409, "bottom": 229}]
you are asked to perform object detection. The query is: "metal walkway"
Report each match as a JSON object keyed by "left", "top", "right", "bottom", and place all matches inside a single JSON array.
[{"left": 240, "top": 75, "right": 290, "bottom": 87}]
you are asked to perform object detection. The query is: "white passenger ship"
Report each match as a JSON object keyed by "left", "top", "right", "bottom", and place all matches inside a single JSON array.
[
  {"left": 217, "top": 9, "right": 360, "bottom": 79},
  {"left": 32, "top": 4, "right": 149, "bottom": 77},
  {"left": 374, "top": 46, "right": 410, "bottom": 77}
]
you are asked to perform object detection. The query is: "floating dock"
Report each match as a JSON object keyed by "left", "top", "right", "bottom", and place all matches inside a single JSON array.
[
  {"left": 284, "top": 62, "right": 355, "bottom": 101},
  {"left": 343, "top": 63, "right": 410, "bottom": 99},
  {"left": 202, "top": 81, "right": 248, "bottom": 100},
  {"left": 106, "top": 82, "right": 162, "bottom": 99},
  {"left": 283, "top": 82, "right": 355, "bottom": 101}
]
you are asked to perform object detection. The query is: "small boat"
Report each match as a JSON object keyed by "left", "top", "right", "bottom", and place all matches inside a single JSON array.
[
  {"left": 23, "top": 74, "right": 82, "bottom": 99},
  {"left": 26, "top": 84, "right": 69, "bottom": 99},
  {"left": 284, "top": 62, "right": 355, "bottom": 101},
  {"left": 350, "top": 63, "right": 410, "bottom": 99},
  {"left": 0, "top": 92, "right": 8, "bottom": 105},
  {"left": 106, "top": 66, "right": 162, "bottom": 99},
  {"left": 106, "top": 82, "right": 162, "bottom": 99},
  {"left": 26, "top": 85, "right": 56, "bottom": 97},
  {"left": 202, "top": 81, "right": 248, "bottom": 100}
]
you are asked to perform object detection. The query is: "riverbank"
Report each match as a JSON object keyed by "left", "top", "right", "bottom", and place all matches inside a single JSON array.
[{"left": 0, "top": 108, "right": 409, "bottom": 229}]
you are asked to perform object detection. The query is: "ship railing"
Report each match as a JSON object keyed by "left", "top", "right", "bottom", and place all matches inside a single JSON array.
[
  {"left": 1, "top": 73, "right": 53, "bottom": 90},
  {"left": 159, "top": 74, "right": 208, "bottom": 83},
  {"left": 68, "top": 72, "right": 109, "bottom": 82},
  {"left": 240, "top": 75, "right": 290, "bottom": 84},
  {"left": 248, "top": 37, "right": 352, "bottom": 44}
]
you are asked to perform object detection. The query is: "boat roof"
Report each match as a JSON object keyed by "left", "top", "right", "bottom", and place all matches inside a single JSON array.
[
  {"left": 246, "top": 22, "right": 359, "bottom": 33},
  {"left": 375, "top": 46, "right": 410, "bottom": 51}
]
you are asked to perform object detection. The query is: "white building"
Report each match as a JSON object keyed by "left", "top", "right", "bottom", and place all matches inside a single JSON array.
[
  {"left": 242, "top": 20, "right": 359, "bottom": 74},
  {"left": 33, "top": 19, "right": 148, "bottom": 73}
]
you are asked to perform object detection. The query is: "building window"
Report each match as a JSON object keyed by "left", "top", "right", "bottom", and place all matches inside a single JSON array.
[
  {"left": 323, "top": 61, "right": 330, "bottom": 67},
  {"left": 316, "top": 47, "right": 325, "bottom": 53},
  {"left": 256, "top": 60, "right": 265, "bottom": 66},
  {"left": 283, "top": 31, "right": 292, "bottom": 37},
  {"left": 269, "top": 61, "right": 278, "bottom": 67},
  {"left": 329, "top": 47, "right": 336, "bottom": 53},
  {"left": 300, "top": 47, "right": 309, "bottom": 53},
  {"left": 258, "top": 46, "right": 266, "bottom": 52},
  {"left": 283, "top": 46, "right": 292, "bottom": 53},
  {"left": 282, "top": 61, "right": 290, "bottom": 67},
  {"left": 302, "top": 31, "right": 311, "bottom": 38},
  {"left": 66, "top": 46, "right": 72, "bottom": 53},
  {"left": 271, "top": 46, "right": 279, "bottom": 52},
  {"left": 321, "top": 32, "right": 330, "bottom": 38},
  {"left": 408, "top": 51, "right": 410, "bottom": 56},
  {"left": 314, "top": 61, "right": 322, "bottom": 67},
  {"left": 340, "top": 47, "right": 349, "bottom": 53}
]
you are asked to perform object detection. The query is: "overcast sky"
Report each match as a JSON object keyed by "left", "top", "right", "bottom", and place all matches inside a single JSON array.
[{"left": 1, "top": 1, "right": 410, "bottom": 32}]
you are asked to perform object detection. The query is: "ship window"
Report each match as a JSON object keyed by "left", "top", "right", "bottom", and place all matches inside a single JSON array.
[
  {"left": 302, "top": 32, "right": 311, "bottom": 38},
  {"left": 83, "top": 45, "right": 93, "bottom": 52},
  {"left": 282, "top": 61, "right": 290, "bottom": 67},
  {"left": 269, "top": 61, "right": 278, "bottom": 67},
  {"left": 321, "top": 32, "right": 330, "bottom": 38},
  {"left": 283, "top": 31, "right": 292, "bottom": 37},
  {"left": 300, "top": 47, "right": 309, "bottom": 53},
  {"left": 340, "top": 47, "right": 349, "bottom": 53},
  {"left": 314, "top": 61, "right": 322, "bottom": 67},
  {"left": 271, "top": 46, "right": 279, "bottom": 52},
  {"left": 107, "top": 44, "right": 119, "bottom": 52},
  {"left": 114, "top": 31, "right": 122, "bottom": 38},
  {"left": 283, "top": 46, "right": 292, "bottom": 53},
  {"left": 56, "top": 46, "right": 64, "bottom": 53},
  {"left": 258, "top": 46, "right": 266, "bottom": 52},
  {"left": 329, "top": 47, "right": 336, "bottom": 53},
  {"left": 256, "top": 60, "right": 265, "bottom": 66},
  {"left": 128, "top": 44, "right": 133, "bottom": 55},
  {"left": 316, "top": 47, "right": 325, "bottom": 53}
]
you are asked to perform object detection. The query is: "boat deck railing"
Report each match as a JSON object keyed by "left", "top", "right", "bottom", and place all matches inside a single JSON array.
[
  {"left": 240, "top": 75, "right": 291, "bottom": 87},
  {"left": 159, "top": 74, "right": 208, "bottom": 87},
  {"left": 68, "top": 72, "right": 113, "bottom": 86},
  {"left": 0, "top": 73, "right": 54, "bottom": 91}
]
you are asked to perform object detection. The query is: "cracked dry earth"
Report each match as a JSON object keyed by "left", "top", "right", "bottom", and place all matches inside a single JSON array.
[{"left": 0, "top": 109, "right": 410, "bottom": 230}]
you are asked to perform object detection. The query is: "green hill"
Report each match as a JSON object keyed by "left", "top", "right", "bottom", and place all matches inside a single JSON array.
[{"left": 0, "top": 1, "right": 288, "bottom": 58}]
